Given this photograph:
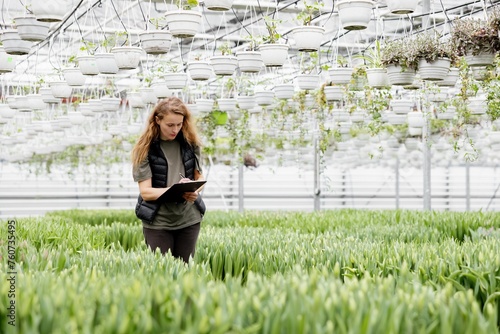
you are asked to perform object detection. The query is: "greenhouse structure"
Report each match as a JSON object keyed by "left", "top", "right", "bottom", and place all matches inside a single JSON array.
[{"left": 1, "top": 0, "right": 500, "bottom": 333}]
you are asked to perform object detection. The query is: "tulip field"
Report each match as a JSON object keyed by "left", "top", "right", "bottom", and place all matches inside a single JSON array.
[{"left": 1, "top": 209, "right": 500, "bottom": 333}]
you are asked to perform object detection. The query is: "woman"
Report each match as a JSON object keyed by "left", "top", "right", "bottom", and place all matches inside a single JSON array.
[{"left": 131, "top": 97, "right": 206, "bottom": 263}]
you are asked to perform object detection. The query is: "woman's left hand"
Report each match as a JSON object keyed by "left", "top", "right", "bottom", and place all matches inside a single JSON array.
[{"left": 183, "top": 191, "right": 198, "bottom": 203}]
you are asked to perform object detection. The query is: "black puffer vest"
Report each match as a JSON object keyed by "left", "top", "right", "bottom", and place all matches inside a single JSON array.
[{"left": 135, "top": 135, "right": 206, "bottom": 224}]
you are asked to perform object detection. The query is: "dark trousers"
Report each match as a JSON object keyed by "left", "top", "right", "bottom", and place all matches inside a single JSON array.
[{"left": 143, "top": 223, "right": 201, "bottom": 263}]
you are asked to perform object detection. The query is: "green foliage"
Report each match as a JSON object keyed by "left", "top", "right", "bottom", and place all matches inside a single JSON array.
[
  {"left": 262, "top": 16, "right": 282, "bottom": 44},
  {"left": 296, "top": 0, "right": 324, "bottom": 26},
  {"left": 1, "top": 210, "right": 500, "bottom": 333}
]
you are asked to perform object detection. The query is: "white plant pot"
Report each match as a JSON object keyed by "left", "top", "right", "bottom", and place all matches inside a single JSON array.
[
  {"left": 88, "top": 99, "right": 103, "bottom": 112},
  {"left": 428, "top": 92, "right": 447, "bottom": 103},
  {"left": 418, "top": 58, "right": 451, "bottom": 81},
  {"left": 436, "top": 68, "right": 459, "bottom": 87},
  {"left": 386, "top": 64, "right": 416, "bottom": 86},
  {"left": 366, "top": 68, "right": 388, "bottom": 88},
  {"left": 217, "top": 98, "right": 237, "bottom": 112},
  {"left": 289, "top": 26, "right": 325, "bottom": 52},
  {"left": 204, "top": 0, "right": 234, "bottom": 11},
  {"left": 336, "top": 0, "right": 374, "bottom": 31},
  {"left": 237, "top": 96, "right": 256, "bottom": 110},
  {"left": 111, "top": 46, "right": 143, "bottom": 70},
  {"left": 254, "top": 91, "right": 275, "bottom": 106},
  {"left": 95, "top": 53, "right": 119, "bottom": 74},
  {"left": 468, "top": 96, "right": 487, "bottom": 115},
  {"left": 386, "top": 0, "right": 418, "bottom": 14},
  {"left": 385, "top": 113, "right": 406, "bottom": 125},
  {"left": 15, "top": 96, "right": 30, "bottom": 112},
  {"left": 464, "top": 52, "right": 496, "bottom": 67},
  {"left": 187, "top": 61, "right": 213, "bottom": 81},
  {"left": 436, "top": 106, "right": 456, "bottom": 120},
  {"left": 67, "top": 111, "right": 86, "bottom": 125},
  {"left": 164, "top": 73, "right": 188, "bottom": 90},
  {"left": 0, "top": 104, "right": 15, "bottom": 118},
  {"left": 0, "top": 29, "right": 32, "bottom": 55},
  {"left": 258, "top": 43, "right": 289, "bottom": 67},
  {"left": 323, "top": 85, "right": 344, "bottom": 101},
  {"left": 236, "top": 51, "right": 263, "bottom": 73},
  {"left": 27, "top": 94, "right": 46, "bottom": 110},
  {"left": 471, "top": 67, "right": 490, "bottom": 81},
  {"left": 408, "top": 127, "right": 422, "bottom": 136},
  {"left": 77, "top": 55, "right": 99, "bottom": 75},
  {"left": 14, "top": 16, "right": 50, "bottom": 41},
  {"left": 0, "top": 47, "right": 17, "bottom": 73},
  {"left": 164, "top": 10, "right": 202, "bottom": 38},
  {"left": 140, "top": 87, "right": 157, "bottom": 104},
  {"left": 195, "top": 98, "right": 214, "bottom": 112},
  {"left": 273, "top": 84, "right": 295, "bottom": 99},
  {"left": 139, "top": 30, "right": 172, "bottom": 54},
  {"left": 210, "top": 55, "right": 239, "bottom": 76},
  {"left": 127, "top": 92, "right": 145, "bottom": 108},
  {"left": 407, "top": 111, "right": 424, "bottom": 128},
  {"left": 101, "top": 97, "right": 121, "bottom": 111},
  {"left": 296, "top": 74, "right": 320, "bottom": 90},
  {"left": 63, "top": 68, "right": 86, "bottom": 86},
  {"left": 49, "top": 81, "right": 72, "bottom": 99},
  {"left": 32, "top": 0, "right": 70, "bottom": 22},
  {"left": 151, "top": 81, "right": 171, "bottom": 99},
  {"left": 39, "top": 87, "right": 60, "bottom": 103},
  {"left": 390, "top": 99, "right": 413, "bottom": 114},
  {"left": 328, "top": 67, "right": 353, "bottom": 85}
]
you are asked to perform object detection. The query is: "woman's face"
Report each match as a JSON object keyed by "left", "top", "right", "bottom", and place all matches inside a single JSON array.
[{"left": 156, "top": 112, "right": 184, "bottom": 141}]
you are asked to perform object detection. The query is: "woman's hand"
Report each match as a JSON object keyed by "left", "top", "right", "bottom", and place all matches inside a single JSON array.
[{"left": 183, "top": 191, "right": 198, "bottom": 203}]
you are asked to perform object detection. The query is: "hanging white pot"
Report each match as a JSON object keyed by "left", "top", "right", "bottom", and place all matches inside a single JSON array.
[
  {"left": 273, "top": 84, "right": 295, "bottom": 99},
  {"left": 32, "top": 0, "right": 70, "bottom": 22},
  {"left": 127, "top": 92, "right": 145, "bottom": 108},
  {"left": 386, "top": 64, "right": 416, "bottom": 86},
  {"left": 204, "top": 0, "right": 234, "bottom": 11},
  {"left": 464, "top": 52, "right": 496, "bottom": 67},
  {"left": 323, "top": 85, "right": 344, "bottom": 101},
  {"left": 236, "top": 51, "right": 263, "bottom": 73},
  {"left": 164, "top": 10, "right": 202, "bottom": 38},
  {"left": 471, "top": 66, "right": 490, "bottom": 81},
  {"left": 67, "top": 111, "right": 86, "bottom": 125},
  {"left": 386, "top": 0, "right": 418, "bottom": 14},
  {"left": 111, "top": 46, "right": 143, "bottom": 70},
  {"left": 0, "top": 47, "right": 17, "bottom": 73},
  {"left": 468, "top": 96, "right": 487, "bottom": 115},
  {"left": 295, "top": 74, "right": 320, "bottom": 90},
  {"left": 76, "top": 55, "right": 99, "bottom": 76},
  {"left": 328, "top": 67, "right": 353, "bottom": 85},
  {"left": 390, "top": 99, "right": 414, "bottom": 114},
  {"left": 95, "top": 53, "right": 119, "bottom": 74},
  {"left": 0, "top": 29, "right": 32, "bottom": 55},
  {"left": 14, "top": 16, "right": 50, "bottom": 41},
  {"left": 195, "top": 98, "right": 214, "bottom": 112},
  {"left": 237, "top": 96, "right": 256, "bottom": 110},
  {"left": 140, "top": 87, "right": 158, "bottom": 104},
  {"left": 151, "top": 80, "right": 172, "bottom": 99},
  {"left": 49, "top": 81, "right": 72, "bottom": 99},
  {"left": 88, "top": 99, "right": 103, "bottom": 112},
  {"left": 407, "top": 111, "right": 424, "bottom": 128},
  {"left": 139, "top": 30, "right": 172, "bottom": 54},
  {"left": 164, "top": 73, "right": 188, "bottom": 90},
  {"left": 210, "top": 55, "right": 239, "bottom": 76},
  {"left": 436, "top": 106, "right": 456, "bottom": 120},
  {"left": 63, "top": 68, "right": 86, "bottom": 86},
  {"left": 336, "top": 0, "right": 374, "bottom": 31},
  {"left": 15, "top": 96, "right": 31, "bottom": 112},
  {"left": 217, "top": 98, "right": 237, "bottom": 112},
  {"left": 39, "top": 87, "right": 60, "bottom": 104},
  {"left": 27, "top": 94, "right": 46, "bottom": 110},
  {"left": 408, "top": 127, "right": 422, "bottom": 137},
  {"left": 0, "top": 103, "right": 15, "bottom": 118},
  {"left": 187, "top": 61, "right": 213, "bottom": 81},
  {"left": 428, "top": 92, "right": 447, "bottom": 103},
  {"left": 101, "top": 97, "right": 121, "bottom": 111},
  {"left": 385, "top": 112, "right": 407, "bottom": 125},
  {"left": 254, "top": 91, "right": 275, "bottom": 106},
  {"left": 436, "top": 67, "right": 459, "bottom": 87},
  {"left": 258, "top": 43, "right": 289, "bottom": 67},
  {"left": 289, "top": 26, "right": 325, "bottom": 52},
  {"left": 366, "top": 68, "right": 388, "bottom": 88},
  {"left": 418, "top": 58, "right": 451, "bottom": 81}
]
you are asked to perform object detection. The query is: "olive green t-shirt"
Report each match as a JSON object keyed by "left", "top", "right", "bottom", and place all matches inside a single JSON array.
[{"left": 133, "top": 139, "right": 203, "bottom": 230}]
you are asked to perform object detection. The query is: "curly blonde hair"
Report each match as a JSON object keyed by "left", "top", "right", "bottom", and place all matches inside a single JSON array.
[{"left": 131, "top": 97, "right": 201, "bottom": 167}]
